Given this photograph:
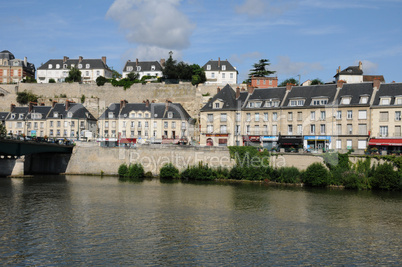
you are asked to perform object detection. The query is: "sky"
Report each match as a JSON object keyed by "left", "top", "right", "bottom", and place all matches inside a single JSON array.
[{"left": 1, "top": 0, "right": 402, "bottom": 84}]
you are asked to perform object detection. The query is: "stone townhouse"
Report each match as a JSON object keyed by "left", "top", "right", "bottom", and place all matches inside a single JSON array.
[
  {"left": 25, "top": 103, "right": 52, "bottom": 138},
  {"left": 98, "top": 100, "right": 193, "bottom": 146},
  {"left": 0, "top": 50, "right": 35, "bottom": 83},
  {"left": 46, "top": 101, "right": 97, "bottom": 139},
  {"left": 122, "top": 59, "right": 164, "bottom": 79},
  {"left": 37, "top": 56, "right": 112, "bottom": 83},
  {"left": 5, "top": 104, "right": 28, "bottom": 136}
]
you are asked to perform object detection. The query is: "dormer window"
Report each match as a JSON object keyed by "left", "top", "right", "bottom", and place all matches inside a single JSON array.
[
  {"left": 129, "top": 112, "right": 135, "bottom": 118},
  {"left": 67, "top": 112, "right": 73, "bottom": 118},
  {"left": 289, "top": 99, "right": 305, "bottom": 106},
  {"left": 86, "top": 64, "right": 90, "bottom": 69},
  {"left": 380, "top": 98, "right": 390, "bottom": 105},
  {"left": 248, "top": 102, "right": 254, "bottom": 108},
  {"left": 151, "top": 65, "right": 156, "bottom": 71},
  {"left": 108, "top": 112, "right": 114, "bottom": 119},
  {"left": 145, "top": 112, "right": 150, "bottom": 118},
  {"left": 71, "top": 64, "right": 75, "bottom": 68},
  {"left": 127, "top": 66, "right": 133, "bottom": 72},
  {"left": 137, "top": 66, "right": 141, "bottom": 71},
  {"left": 341, "top": 97, "right": 351, "bottom": 105},
  {"left": 54, "top": 112, "right": 58, "bottom": 118},
  {"left": 49, "top": 64, "right": 53, "bottom": 69},
  {"left": 222, "top": 65, "right": 226, "bottom": 71},
  {"left": 207, "top": 65, "right": 211, "bottom": 70},
  {"left": 138, "top": 113, "right": 143, "bottom": 118},
  {"left": 255, "top": 102, "right": 262, "bottom": 108},
  {"left": 11, "top": 114, "right": 15, "bottom": 119},
  {"left": 63, "top": 64, "right": 68, "bottom": 69},
  {"left": 359, "top": 96, "right": 369, "bottom": 104},
  {"left": 312, "top": 99, "right": 328, "bottom": 106},
  {"left": 168, "top": 112, "right": 173, "bottom": 118},
  {"left": 395, "top": 97, "right": 402, "bottom": 105},
  {"left": 19, "top": 114, "right": 24, "bottom": 119},
  {"left": 214, "top": 103, "right": 220, "bottom": 109},
  {"left": 78, "top": 64, "right": 82, "bottom": 69},
  {"left": 56, "top": 64, "right": 60, "bottom": 69}
]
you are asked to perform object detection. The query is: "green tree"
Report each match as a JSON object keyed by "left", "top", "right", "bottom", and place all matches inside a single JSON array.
[
  {"left": 81, "top": 94, "right": 86, "bottom": 103},
  {"left": 0, "top": 124, "right": 6, "bottom": 138},
  {"left": 21, "top": 77, "right": 37, "bottom": 83},
  {"left": 191, "top": 64, "right": 206, "bottom": 85},
  {"left": 96, "top": 76, "right": 107, "bottom": 86},
  {"left": 278, "top": 78, "right": 299, "bottom": 87},
  {"left": 162, "top": 51, "right": 178, "bottom": 79},
  {"left": 127, "top": 72, "right": 139, "bottom": 81},
  {"left": 16, "top": 90, "right": 39, "bottom": 105},
  {"left": 310, "top": 78, "right": 324, "bottom": 85},
  {"left": 302, "top": 162, "right": 329, "bottom": 187},
  {"left": 49, "top": 78, "right": 56, "bottom": 83},
  {"left": 248, "top": 59, "right": 276, "bottom": 81},
  {"left": 160, "top": 163, "right": 180, "bottom": 179},
  {"left": 65, "top": 67, "right": 82, "bottom": 83},
  {"left": 111, "top": 69, "right": 122, "bottom": 79},
  {"left": 372, "top": 163, "right": 400, "bottom": 190}
]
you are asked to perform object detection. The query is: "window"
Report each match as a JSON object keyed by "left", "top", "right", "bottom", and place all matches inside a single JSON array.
[
  {"left": 395, "top": 97, "right": 402, "bottom": 105},
  {"left": 310, "top": 124, "right": 315, "bottom": 134},
  {"left": 320, "top": 124, "right": 326, "bottom": 134},
  {"left": 151, "top": 65, "right": 156, "bottom": 71},
  {"left": 131, "top": 131, "right": 134, "bottom": 137},
  {"left": 71, "top": 121, "right": 75, "bottom": 127},
  {"left": 105, "top": 121, "right": 108, "bottom": 128},
  {"left": 56, "top": 64, "right": 60, "bottom": 69},
  {"left": 214, "top": 103, "right": 219, "bottom": 109},
  {"left": 254, "top": 125, "right": 260, "bottom": 135},
  {"left": 85, "top": 71, "right": 89, "bottom": 77},
  {"left": 248, "top": 102, "right": 254, "bottom": 108},
  {"left": 380, "top": 98, "right": 390, "bottom": 105},
  {"left": 246, "top": 125, "right": 250, "bottom": 135},
  {"left": 336, "top": 124, "right": 342, "bottom": 135},
  {"left": 288, "top": 112, "right": 293, "bottom": 121},
  {"left": 257, "top": 80, "right": 260, "bottom": 85},
  {"left": 312, "top": 99, "right": 328, "bottom": 105},
  {"left": 273, "top": 112, "right": 278, "bottom": 121},
  {"left": 297, "top": 124, "right": 303, "bottom": 135},
  {"left": 230, "top": 73, "right": 234, "bottom": 79},
  {"left": 168, "top": 112, "right": 173, "bottom": 118},
  {"left": 164, "top": 122, "right": 168, "bottom": 129},
  {"left": 207, "top": 114, "right": 213, "bottom": 122},
  {"left": 358, "top": 124, "right": 367, "bottom": 135},
  {"left": 290, "top": 99, "right": 305, "bottom": 106},
  {"left": 54, "top": 112, "right": 58, "bottom": 118},
  {"left": 320, "top": 111, "right": 326, "bottom": 120},
  {"left": 181, "top": 122, "right": 186, "bottom": 129},
  {"left": 207, "top": 65, "right": 211, "bottom": 70},
  {"left": 297, "top": 112, "right": 303, "bottom": 121},
  {"left": 358, "top": 140, "right": 367, "bottom": 149},
  {"left": 379, "top": 112, "right": 389, "bottom": 122},
  {"left": 130, "top": 121, "right": 135, "bottom": 128},
  {"left": 57, "top": 121, "right": 61, "bottom": 127},
  {"left": 222, "top": 73, "right": 225, "bottom": 79},
  {"left": 127, "top": 66, "right": 133, "bottom": 72},
  {"left": 138, "top": 131, "right": 141, "bottom": 137},
  {"left": 137, "top": 66, "right": 141, "bottom": 71},
  {"left": 395, "top": 111, "right": 401, "bottom": 121},
  {"left": 236, "top": 113, "right": 241, "bottom": 122},
  {"left": 347, "top": 140, "right": 353, "bottom": 149},
  {"left": 255, "top": 102, "right": 262, "bottom": 108},
  {"left": 263, "top": 125, "right": 268, "bottom": 135},
  {"left": 347, "top": 110, "right": 353, "bottom": 119},
  {"left": 335, "top": 111, "right": 341, "bottom": 119},
  {"left": 288, "top": 125, "right": 293, "bottom": 135},
  {"left": 311, "top": 111, "right": 316, "bottom": 121},
  {"left": 86, "top": 64, "right": 90, "bottom": 68},
  {"left": 211, "top": 72, "right": 215, "bottom": 78},
  {"left": 255, "top": 113, "right": 259, "bottom": 122},
  {"left": 347, "top": 124, "right": 353, "bottom": 134},
  {"left": 395, "top": 126, "right": 401, "bottom": 137},
  {"left": 207, "top": 125, "right": 213, "bottom": 133},
  {"left": 96, "top": 70, "right": 100, "bottom": 76},
  {"left": 341, "top": 97, "right": 351, "bottom": 105},
  {"left": 144, "top": 121, "right": 149, "bottom": 128},
  {"left": 220, "top": 125, "right": 227, "bottom": 134},
  {"left": 67, "top": 112, "right": 72, "bottom": 118},
  {"left": 246, "top": 113, "right": 251, "bottom": 121},
  {"left": 358, "top": 110, "right": 367, "bottom": 120},
  {"left": 108, "top": 112, "right": 114, "bottom": 119},
  {"left": 64, "top": 121, "right": 68, "bottom": 127},
  {"left": 336, "top": 140, "right": 342, "bottom": 149},
  {"left": 235, "top": 125, "right": 241, "bottom": 135},
  {"left": 78, "top": 64, "right": 82, "bottom": 69},
  {"left": 171, "top": 122, "right": 175, "bottom": 128},
  {"left": 272, "top": 125, "right": 277, "bottom": 135},
  {"left": 112, "top": 121, "right": 116, "bottom": 128},
  {"left": 220, "top": 113, "right": 227, "bottom": 122},
  {"left": 49, "top": 64, "right": 53, "bottom": 69},
  {"left": 359, "top": 96, "right": 369, "bottom": 104},
  {"left": 264, "top": 112, "right": 268, "bottom": 121},
  {"left": 222, "top": 65, "right": 226, "bottom": 70},
  {"left": 380, "top": 126, "right": 388, "bottom": 137}
]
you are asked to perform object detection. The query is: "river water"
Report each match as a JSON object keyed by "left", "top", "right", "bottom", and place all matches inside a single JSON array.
[{"left": 0, "top": 175, "right": 401, "bottom": 266}]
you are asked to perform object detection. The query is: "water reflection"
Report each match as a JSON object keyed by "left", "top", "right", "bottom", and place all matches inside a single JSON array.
[{"left": 0, "top": 176, "right": 401, "bottom": 265}]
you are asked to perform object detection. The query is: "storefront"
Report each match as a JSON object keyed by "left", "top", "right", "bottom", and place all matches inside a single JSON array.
[
  {"left": 118, "top": 138, "right": 137, "bottom": 147},
  {"left": 205, "top": 134, "right": 229, "bottom": 147},
  {"left": 261, "top": 136, "right": 278, "bottom": 150},
  {"left": 368, "top": 138, "right": 402, "bottom": 154},
  {"left": 243, "top": 135, "right": 261, "bottom": 147},
  {"left": 99, "top": 138, "right": 118, "bottom": 147},
  {"left": 304, "top": 136, "right": 331, "bottom": 152},
  {"left": 278, "top": 136, "right": 303, "bottom": 152}
]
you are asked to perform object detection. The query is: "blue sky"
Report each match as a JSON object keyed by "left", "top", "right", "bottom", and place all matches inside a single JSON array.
[{"left": 2, "top": 0, "right": 402, "bottom": 84}]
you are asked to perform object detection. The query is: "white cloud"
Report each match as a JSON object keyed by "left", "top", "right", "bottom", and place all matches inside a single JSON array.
[
  {"left": 273, "top": 56, "right": 324, "bottom": 76},
  {"left": 107, "top": 0, "right": 195, "bottom": 50},
  {"left": 357, "top": 60, "right": 378, "bottom": 74},
  {"left": 122, "top": 46, "right": 182, "bottom": 62}
]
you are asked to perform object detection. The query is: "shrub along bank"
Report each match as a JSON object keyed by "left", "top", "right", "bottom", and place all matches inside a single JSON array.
[{"left": 118, "top": 147, "right": 402, "bottom": 191}]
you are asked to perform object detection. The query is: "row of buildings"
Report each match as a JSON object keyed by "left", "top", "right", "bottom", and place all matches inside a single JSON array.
[{"left": 0, "top": 50, "right": 239, "bottom": 85}]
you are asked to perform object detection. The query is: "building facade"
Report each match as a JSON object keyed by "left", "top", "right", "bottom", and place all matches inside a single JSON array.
[
  {"left": 202, "top": 58, "right": 238, "bottom": 84},
  {"left": 0, "top": 50, "right": 35, "bottom": 83},
  {"left": 122, "top": 59, "right": 164, "bottom": 79},
  {"left": 37, "top": 56, "right": 112, "bottom": 83},
  {"left": 250, "top": 76, "right": 278, "bottom": 89}
]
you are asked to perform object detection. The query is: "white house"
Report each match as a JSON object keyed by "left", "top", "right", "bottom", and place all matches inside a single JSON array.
[
  {"left": 122, "top": 59, "right": 164, "bottom": 79},
  {"left": 202, "top": 58, "right": 238, "bottom": 85},
  {"left": 37, "top": 56, "right": 112, "bottom": 83},
  {"left": 334, "top": 61, "right": 364, "bottom": 84}
]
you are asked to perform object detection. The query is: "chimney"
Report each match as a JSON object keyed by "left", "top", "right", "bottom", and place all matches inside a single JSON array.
[
  {"left": 10, "top": 104, "right": 16, "bottom": 112},
  {"left": 101, "top": 56, "right": 106, "bottom": 65},
  {"left": 120, "top": 99, "right": 128, "bottom": 111},
  {"left": 373, "top": 78, "right": 381, "bottom": 90},
  {"left": 358, "top": 61, "right": 362, "bottom": 70},
  {"left": 146, "top": 99, "right": 150, "bottom": 108},
  {"left": 337, "top": 80, "right": 346, "bottom": 89},
  {"left": 218, "top": 57, "right": 221, "bottom": 68},
  {"left": 241, "top": 87, "right": 246, "bottom": 91},
  {"left": 29, "top": 102, "right": 37, "bottom": 113},
  {"left": 236, "top": 87, "right": 240, "bottom": 99},
  {"left": 52, "top": 101, "right": 57, "bottom": 108},
  {"left": 286, "top": 83, "right": 294, "bottom": 91},
  {"left": 165, "top": 100, "right": 170, "bottom": 111},
  {"left": 247, "top": 85, "right": 255, "bottom": 95},
  {"left": 65, "top": 100, "right": 71, "bottom": 111},
  {"left": 40, "top": 102, "right": 45, "bottom": 106},
  {"left": 63, "top": 56, "right": 69, "bottom": 63},
  {"left": 217, "top": 87, "right": 221, "bottom": 94},
  {"left": 24, "top": 57, "right": 27, "bottom": 67},
  {"left": 160, "top": 58, "right": 165, "bottom": 67},
  {"left": 337, "top": 66, "right": 341, "bottom": 74},
  {"left": 136, "top": 58, "right": 139, "bottom": 67},
  {"left": 78, "top": 56, "right": 83, "bottom": 63}
]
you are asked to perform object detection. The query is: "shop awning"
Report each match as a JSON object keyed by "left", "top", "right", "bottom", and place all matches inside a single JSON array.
[
  {"left": 278, "top": 136, "right": 303, "bottom": 146},
  {"left": 118, "top": 138, "right": 137, "bottom": 144},
  {"left": 368, "top": 138, "right": 402, "bottom": 146}
]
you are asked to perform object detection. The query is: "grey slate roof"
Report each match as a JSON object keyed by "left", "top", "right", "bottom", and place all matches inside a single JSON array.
[
  {"left": 283, "top": 84, "right": 337, "bottom": 107},
  {"left": 123, "top": 61, "right": 163, "bottom": 72},
  {"left": 372, "top": 83, "right": 402, "bottom": 106},
  {"left": 120, "top": 103, "right": 191, "bottom": 120},
  {"left": 0, "top": 50, "right": 15, "bottom": 60},
  {"left": 244, "top": 87, "right": 287, "bottom": 109},
  {"left": 0, "top": 112, "right": 9, "bottom": 121},
  {"left": 336, "top": 82, "right": 374, "bottom": 106},
  {"left": 99, "top": 103, "right": 121, "bottom": 119},
  {"left": 334, "top": 65, "right": 363, "bottom": 77},
  {"left": 202, "top": 60, "right": 237, "bottom": 72},
  {"left": 26, "top": 106, "right": 52, "bottom": 120},
  {"left": 48, "top": 103, "right": 97, "bottom": 120},
  {"left": 201, "top": 84, "right": 244, "bottom": 111},
  {"left": 6, "top": 107, "right": 29, "bottom": 121},
  {"left": 38, "top": 58, "right": 111, "bottom": 71}
]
